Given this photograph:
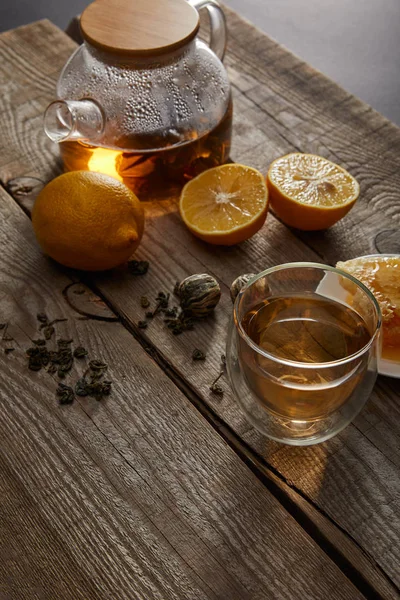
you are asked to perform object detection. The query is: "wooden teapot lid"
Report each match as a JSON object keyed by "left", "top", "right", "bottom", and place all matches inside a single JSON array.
[{"left": 80, "top": 0, "right": 200, "bottom": 56}]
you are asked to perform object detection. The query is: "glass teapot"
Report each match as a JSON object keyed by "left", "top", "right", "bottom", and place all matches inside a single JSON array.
[{"left": 44, "top": 0, "right": 232, "bottom": 200}]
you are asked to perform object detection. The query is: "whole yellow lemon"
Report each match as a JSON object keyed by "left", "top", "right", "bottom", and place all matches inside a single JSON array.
[{"left": 32, "top": 171, "right": 144, "bottom": 271}]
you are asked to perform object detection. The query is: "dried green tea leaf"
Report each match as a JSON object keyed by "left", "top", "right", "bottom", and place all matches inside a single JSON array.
[
  {"left": 43, "top": 325, "right": 55, "bottom": 340},
  {"left": 73, "top": 346, "right": 88, "bottom": 359},
  {"left": 210, "top": 383, "right": 224, "bottom": 396},
  {"left": 89, "top": 359, "right": 108, "bottom": 371},
  {"left": 128, "top": 260, "right": 149, "bottom": 275},
  {"left": 192, "top": 349, "right": 206, "bottom": 361},
  {"left": 75, "top": 377, "right": 89, "bottom": 397},
  {"left": 58, "top": 339, "right": 73, "bottom": 346},
  {"left": 56, "top": 383, "right": 74, "bottom": 405}
]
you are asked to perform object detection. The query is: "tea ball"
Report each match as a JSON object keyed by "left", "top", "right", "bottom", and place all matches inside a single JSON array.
[
  {"left": 230, "top": 273, "right": 256, "bottom": 303},
  {"left": 178, "top": 274, "right": 221, "bottom": 317}
]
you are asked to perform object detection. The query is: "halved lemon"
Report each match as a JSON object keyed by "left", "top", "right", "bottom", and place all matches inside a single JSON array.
[
  {"left": 179, "top": 164, "right": 268, "bottom": 245},
  {"left": 267, "top": 153, "right": 359, "bottom": 230}
]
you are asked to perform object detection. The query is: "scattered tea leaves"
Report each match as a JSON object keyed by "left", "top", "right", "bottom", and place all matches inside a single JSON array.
[
  {"left": 0, "top": 324, "right": 5, "bottom": 330},
  {"left": 4, "top": 348, "right": 15, "bottom": 354},
  {"left": 28, "top": 361, "right": 42, "bottom": 372},
  {"left": 27, "top": 334, "right": 73, "bottom": 376},
  {"left": 73, "top": 346, "right": 88, "bottom": 359},
  {"left": 43, "top": 325, "right": 55, "bottom": 340},
  {"left": 140, "top": 296, "right": 150, "bottom": 308},
  {"left": 165, "top": 312, "right": 195, "bottom": 335},
  {"left": 75, "top": 376, "right": 89, "bottom": 397},
  {"left": 27, "top": 345, "right": 50, "bottom": 371},
  {"left": 91, "top": 379, "right": 112, "bottom": 401},
  {"left": 192, "top": 349, "right": 206, "bottom": 361},
  {"left": 151, "top": 292, "right": 170, "bottom": 317},
  {"left": 75, "top": 364, "right": 112, "bottom": 401},
  {"left": 157, "top": 292, "right": 169, "bottom": 309},
  {"left": 210, "top": 383, "right": 224, "bottom": 396},
  {"left": 26, "top": 315, "right": 113, "bottom": 406},
  {"left": 209, "top": 370, "right": 224, "bottom": 396},
  {"left": 89, "top": 359, "right": 108, "bottom": 371},
  {"left": 145, "top": 311, "right": 153, "bottom": 319},
  {"left": 128, "top": 260, "right": 149, "bottom": 275},
  {"left": 138, "top": 320, "right": 148, "bottom": 329},
  {"left": 56, "top": 383, "right": 75, "bottom": 405}
]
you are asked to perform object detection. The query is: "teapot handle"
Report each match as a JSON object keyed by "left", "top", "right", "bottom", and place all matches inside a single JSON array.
[{"left": 189, "top": 0, "right": 227, "bottom": 61}]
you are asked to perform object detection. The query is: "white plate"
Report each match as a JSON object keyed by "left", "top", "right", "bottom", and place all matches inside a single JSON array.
[
  {"left": 379, "top": 356, "right": 400, "bottom": 378},
  {"left": 316, "top": 260, "right": 400, "bottom": 378}
]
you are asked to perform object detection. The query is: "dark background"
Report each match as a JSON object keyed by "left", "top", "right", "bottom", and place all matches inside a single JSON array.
[{"left": 1, "top": 0, "right": 399, "bottom": 124}]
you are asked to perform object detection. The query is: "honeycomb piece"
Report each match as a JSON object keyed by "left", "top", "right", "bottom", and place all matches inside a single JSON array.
[{"left": 337, "top": 256, "right": 400, "bottom": 349}]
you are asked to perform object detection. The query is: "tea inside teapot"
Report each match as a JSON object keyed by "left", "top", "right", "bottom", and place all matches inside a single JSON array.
[{"left": 44, "top": 0, "right": 232, "bottom": 200}]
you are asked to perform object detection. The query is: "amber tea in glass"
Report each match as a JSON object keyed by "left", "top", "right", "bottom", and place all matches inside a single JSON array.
[
  {"left": 226, "top": 264, "right": 382, "bottom": 445},
  {"left": 241, "top": 293, "right": 371, "bottom": 421}
]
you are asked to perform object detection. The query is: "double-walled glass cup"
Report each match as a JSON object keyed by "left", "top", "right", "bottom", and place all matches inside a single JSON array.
[{"left": 226, "top": 263, "right": 382, "bottom": 445}]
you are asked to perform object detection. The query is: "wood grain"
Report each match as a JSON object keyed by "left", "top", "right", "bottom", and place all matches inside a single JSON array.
[
  {"left": 0, "top": 15, "right": 400, "bottom": 599},
  {"left": 0, "top": 186, "right": 366, "bottom": 599}
]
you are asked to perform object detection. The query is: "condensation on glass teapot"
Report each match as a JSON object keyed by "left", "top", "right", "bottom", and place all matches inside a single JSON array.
[{"left": 44, "top": 0, "right": 232, "bottom": 200}]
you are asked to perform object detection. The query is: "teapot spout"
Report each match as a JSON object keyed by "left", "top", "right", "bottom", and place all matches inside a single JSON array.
[{"left": 44, "top": 99, "right": 104, "bottom": 143}]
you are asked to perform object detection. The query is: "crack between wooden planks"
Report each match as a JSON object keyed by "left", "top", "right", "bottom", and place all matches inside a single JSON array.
[
  {"left": 84, "top": 278, "right": 399, "bottom": 600},
  {"left": 2, "top": 176, "right": 399, "bottom": 600},
  {"left": 352, "top": 419, "right": 400, "bottom": 470}
]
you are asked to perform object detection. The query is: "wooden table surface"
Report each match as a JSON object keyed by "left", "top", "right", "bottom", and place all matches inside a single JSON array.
[{"left": 0, "top": 6, "right": 399, "bottom": 600}]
